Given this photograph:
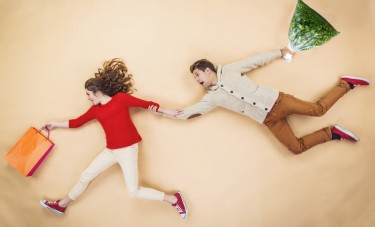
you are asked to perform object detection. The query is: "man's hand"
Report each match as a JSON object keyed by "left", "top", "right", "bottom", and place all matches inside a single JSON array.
[{"left": 280, "top": 47, "right": 295, "bottom": 58}]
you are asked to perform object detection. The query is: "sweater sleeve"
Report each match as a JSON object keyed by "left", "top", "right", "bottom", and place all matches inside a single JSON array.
[
  {"left": 121, "top": 93, "right": 160, "bottom": 111},
  {"left": 174, "top": 95, "right": 217, "bottom": 120},
  {"left": 223, "top": 50, "right": 282, "bottom": 74},
  {"left": 69, "top": 106, "right": 96, "bottom": 128}
]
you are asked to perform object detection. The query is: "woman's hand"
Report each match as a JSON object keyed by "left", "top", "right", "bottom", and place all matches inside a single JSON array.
[
  {"left": 43, "top": 123, "right": 57, "bottom": 130},
  {"left": 43, "top": 121, "right": 69, "bottom": 130},
  {"left": 148, "top": 105, "right": 159, "bottom": 113}
]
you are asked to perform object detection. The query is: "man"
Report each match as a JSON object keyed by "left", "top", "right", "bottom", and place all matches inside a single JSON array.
[{"left": 164, "top": 48, "right": 370, "bottom": 154}]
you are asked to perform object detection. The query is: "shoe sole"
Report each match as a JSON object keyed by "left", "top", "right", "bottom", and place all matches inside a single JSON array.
[
  {"left": 177, "top": 192, "right": 188, "bottom": 219},
  {"left": 39, "top": 200, "right": 64, "bottom": 215},
  {"left": 341, "top": 75, "right": 371, "bottom": 85},
  {"left": 334, "top": 125, "right": 360, "bottom": 142}
]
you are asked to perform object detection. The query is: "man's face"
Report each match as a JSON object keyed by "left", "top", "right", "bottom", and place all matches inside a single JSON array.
[{"left": 192, "top": 68, "right": 212, "bottom": 89}]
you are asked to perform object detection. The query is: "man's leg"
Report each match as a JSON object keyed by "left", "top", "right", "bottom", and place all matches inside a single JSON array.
[
  {"left": 277, "top": 80, "right": 350, "bottom": 118},
  {"left": 265, "top": 117, "right": 331, "bottom": 154},
  {"left": 263, "top": 79, "right": 360, "bottom": 154}
]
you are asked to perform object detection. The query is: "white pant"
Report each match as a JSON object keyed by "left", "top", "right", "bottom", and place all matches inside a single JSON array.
[{"left": 68, "top": 143, "right": 165, "bottom": 201}]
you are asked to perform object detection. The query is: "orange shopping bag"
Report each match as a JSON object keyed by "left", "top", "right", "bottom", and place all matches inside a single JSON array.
[{"left": 4, "top": 127, "right": 55, "bottom": 176}]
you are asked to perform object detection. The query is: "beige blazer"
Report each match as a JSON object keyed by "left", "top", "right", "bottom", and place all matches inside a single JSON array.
[{"left": 175, "top": 50, "right": 282, "bottom": 123}]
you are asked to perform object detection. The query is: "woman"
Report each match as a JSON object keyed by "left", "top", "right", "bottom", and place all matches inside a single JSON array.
[{"left": 40, "top": 58, "right": 187, "bottom": 219}]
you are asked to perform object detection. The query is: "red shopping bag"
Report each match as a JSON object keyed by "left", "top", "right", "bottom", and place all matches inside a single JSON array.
[{"left": 4, "top": 127, "right": 55, "bottom": 176}]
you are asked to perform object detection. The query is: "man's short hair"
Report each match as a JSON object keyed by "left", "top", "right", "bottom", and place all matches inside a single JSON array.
[{"left": 190, "top": 59, "right": 217, "bottom": 73}]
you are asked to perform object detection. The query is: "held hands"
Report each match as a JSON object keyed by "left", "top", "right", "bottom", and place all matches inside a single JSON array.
[
  {"left": 148, "top": 105, "right": 183, "bottom": 118},
  {"left": 161, "top": 108, "right": 183, "bottom": 118}
]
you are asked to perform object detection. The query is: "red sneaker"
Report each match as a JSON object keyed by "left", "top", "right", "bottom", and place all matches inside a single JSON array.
[
  {"left": 172, "top": 192, "right": 188, "bottom": 219},
  {"left": 40, "top": 200, "right": 66, "bottom": 215},
  {"left": 341, "top": 75, "right": 371, "bottom": 89},
  {"left": 332, "top": 125, "right": 360, "bottom": 142}
]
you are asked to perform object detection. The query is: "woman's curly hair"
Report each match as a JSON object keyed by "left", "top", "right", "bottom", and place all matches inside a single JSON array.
[{"left": 85, "top": 58, "right": 135, "bottom": 96}]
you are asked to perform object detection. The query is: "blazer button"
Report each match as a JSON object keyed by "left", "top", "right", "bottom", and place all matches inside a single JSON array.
[
  {"left": 253, "top": 102, "right": 256, "bottom": 105},
  {"left": 221, "top": 84, "right": 224, "bottom": 87},
  {"left": 241, "top": 97, "right": 244, "bottom": 100},
  {"left": 230, "top": 91, "right": 233, "bottom": 93},
  {"left": 265, "top": 108, "right": 268, "bottom": 111}
]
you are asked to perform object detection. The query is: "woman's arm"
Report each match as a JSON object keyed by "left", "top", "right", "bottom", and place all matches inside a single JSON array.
[
  {"left": 121, "top": 93, "right": 161, "bottom": 110},
  {"left": 44, "top": 121, "right": 69, "bottom": 130},
  {"left": 45, "top": 106, "right": 96, "bottom": 130}
]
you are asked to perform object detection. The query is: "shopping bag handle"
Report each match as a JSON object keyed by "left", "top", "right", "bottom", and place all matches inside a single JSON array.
[{"left": 38, "top": 127, "right": 51, "bottom": 139}]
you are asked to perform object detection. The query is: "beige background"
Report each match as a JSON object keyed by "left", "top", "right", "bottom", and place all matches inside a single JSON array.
[{"left": 1, "top": 0, "right": 375, "bottom": 226}]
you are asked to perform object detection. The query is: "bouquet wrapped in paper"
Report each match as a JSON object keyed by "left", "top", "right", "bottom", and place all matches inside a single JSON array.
[{"left": 284, "top": 0, "right": 340, "bottom": 62}]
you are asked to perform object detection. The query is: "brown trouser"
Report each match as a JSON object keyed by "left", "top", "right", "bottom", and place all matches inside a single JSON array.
[{"left": 263, "top": 80, "right": 351, "bottom": 154}]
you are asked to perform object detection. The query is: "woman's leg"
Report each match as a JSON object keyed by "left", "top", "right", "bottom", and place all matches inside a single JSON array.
[
  {"left": 113, "top": 144, "right": 188, "bottom": 218},
  {"left": 40, "top": 149, "right": 117, "bottom": 214},
  {"left": 67, "top": 149, "right": 117, "bottom": 202},
  {"left": 113, "top": 144, "right": 165, "bottom": 201}
]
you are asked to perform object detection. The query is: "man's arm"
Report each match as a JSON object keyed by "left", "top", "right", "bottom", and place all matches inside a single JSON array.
[
  {"left": 148, "top": 94, "right": 217, "bottom": 119},
  {"left": 174, "top": 100, "right": 217, "bottom": 119},
  {"left": 160, "top": 94, "right": 216, "bottom": 119},
  {"left": 223, "top": 48, "right": 291, "bottom": 74}
]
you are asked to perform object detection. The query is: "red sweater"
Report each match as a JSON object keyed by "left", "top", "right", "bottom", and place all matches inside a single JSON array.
[{"left": 69, "top": 93, "right": 159, "bottom": 149}]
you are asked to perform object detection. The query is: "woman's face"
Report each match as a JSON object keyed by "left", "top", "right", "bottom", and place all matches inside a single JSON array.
[{"left": 85, "top": 89, "right": 101, "bottom": 105}]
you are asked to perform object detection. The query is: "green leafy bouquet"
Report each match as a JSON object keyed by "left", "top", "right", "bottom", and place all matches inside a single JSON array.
[{"left": 284, "top": 0, "right": 340, "bottom": 62}]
